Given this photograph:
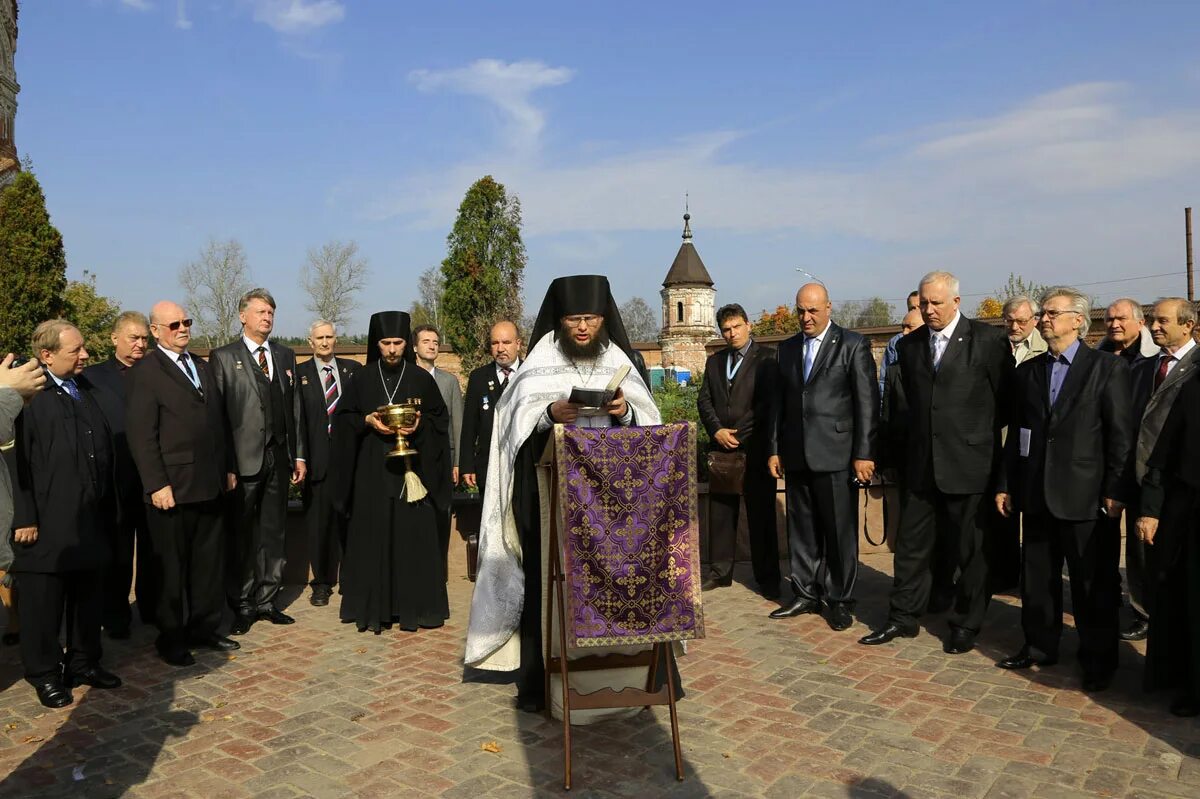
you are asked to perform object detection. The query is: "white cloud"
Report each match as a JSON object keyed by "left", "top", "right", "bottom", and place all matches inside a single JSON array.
[
  {"left": 121, "top": 0, "right": 154, "bottom": 10},
  {"left": 250, "top": 0, "right": 345, "bottom": 34},
  {"left": 174, "top": 0, "right": 192, "bottom": 29},
  {"left": 408, "top": 59, "right": 575, "bottom": 153}
]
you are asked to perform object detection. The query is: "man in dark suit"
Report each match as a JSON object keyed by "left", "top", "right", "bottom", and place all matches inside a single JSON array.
[
  {"left": 995, "top": 286, "right": 1132, "bottom": 692},
  {"left": 460, "top": 320, "right": 521, "bottom": 495},
  {"left": 766, "top": 285, "right": 878, "bottom": 630},
  {"left": 83, "top": 310, "right": 156, "bottom": 639},
  {"left": 414, "top": 323, "right": 463, "bottom": 582},
  {"left": 1121, "top": 298, "right": 1199, "bottom": 642},
  {"left": 861, "top": 271, "right": 1012, "bottom": 654},
  {"left": 297, "top": 319, "right": 359, "bottom": 606},
  {"left": 210, "top": 288, "right": 306, "bottom": 635},
  {"left": 696, "top": 303, "right": 781, "bottom": 598},
  {"left": 11, "top": 320, "right": 121, "bottom": 708},
  {"left": 127, "top": 301, "right": 239, "bottom": 666}
]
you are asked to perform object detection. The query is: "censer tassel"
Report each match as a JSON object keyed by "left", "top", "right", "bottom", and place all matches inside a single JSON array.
[{"left": 403, "top": 456, "right": 428, "bottom": 503}]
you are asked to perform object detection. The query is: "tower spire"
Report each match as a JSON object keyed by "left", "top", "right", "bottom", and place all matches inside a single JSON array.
[{"left": 682, "top": 194, "right": 692, "bottom": 243}]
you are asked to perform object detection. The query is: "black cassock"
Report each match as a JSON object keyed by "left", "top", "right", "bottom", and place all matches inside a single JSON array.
[{"left": 335, "top": 360, "right": 450, "bottom": 633}]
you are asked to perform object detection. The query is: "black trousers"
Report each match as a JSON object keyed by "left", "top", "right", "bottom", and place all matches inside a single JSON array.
[
  {"left": 1021, "top": 512, "right": 1121, "bottom": 676},
  {"left": 102, "top": 499, "right": 159, "bottom": 630},
  {"left": 888, "top": 488, "right": 990, "bottom": 633},
  {"left": 1124, "top": 499, "right": 1148, "bottom": 622},
  {"left": 304, "top": 478, "right": 345, "bottom": 589},
  {"left": 986, "top": 505, "right": 1022, "bottom": 594},
  {"left": 436, "top": 505, "right": 452, "bottom": 583},
  {"left": 707, "top": 459, "right": 779, "bottom": 588},
  {"left": 149, "top": 499, "right": 225, "bottom": 651},
  {"left": 15, "top": 570, "right": 103, "bottom": 682},
  {"left": 229, "top": 442, "right": 289, "bottom": 614},
  {"left": 783, "top": 468, "right": 856, "bottom": 605}
]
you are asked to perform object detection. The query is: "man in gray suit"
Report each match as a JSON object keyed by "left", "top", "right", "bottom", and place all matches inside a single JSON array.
[
  {"left": 414, "top": 324, "right": 463, "bottom": 581},
  {"left": 767, "top": 283, "right": 879, "bottom": 631},
  {"left": 1122, "top": 297, "right": 1199, "bottom": 641},
  {"left": 210, "top": 288, "right": 307, "bottom": 635}
]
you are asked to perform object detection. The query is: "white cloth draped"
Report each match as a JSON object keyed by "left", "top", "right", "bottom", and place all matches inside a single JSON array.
[{"left": 464, "top": 333, "right": 660, "bottom": 670}]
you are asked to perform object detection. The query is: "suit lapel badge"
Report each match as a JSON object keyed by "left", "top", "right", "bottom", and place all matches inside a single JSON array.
[
  {"left": 235, "top": 360, "right": 243, "bottom": 370},
  {"left": 285, "top": 368, "right": 293, "bottom": 385},
  {"left": 301, "top": 375, "right": 309, "bottom": 386},
  {"left": 488, "top": 380, "right": 495, "bottom": 391}
]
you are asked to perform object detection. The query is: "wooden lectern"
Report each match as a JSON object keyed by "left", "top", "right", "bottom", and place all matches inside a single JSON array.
[{"left": 540, "top": 423, "right": 703, "bottom": 790}]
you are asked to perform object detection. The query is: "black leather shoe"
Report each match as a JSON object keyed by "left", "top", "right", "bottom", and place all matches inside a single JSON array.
[
  {"left": 768, "top": 597, "right": 822, "bottom": 619},
  {"left": 158, "top": 645, "right": 196, "bottom": 667},
  {"left": 858, "top": 623, "right": 918, "bottom": 646},
  {"left": 310, "top": 587, "right": 332, "bottom": 607},
  {"left": 230, "top": 614, "right": 255, "bottom": 636},
  {"left": 943, "top": 628, "right": 976, "bottom": 655},
  {"left": 1082, "top": 672, "right": 1112, "bottom": 693},
  {"left": 1119, "top": 620, "right": 1149, "bottom": 641},
  {"left": 827, "top": 604, "right": 854, "bottom": 631},
  {"left": 188, "top": 635, "right": 240, "bottom": 652},
  {"left": 700, "top": 576, "right": 731, "bottom": 592},
  {"left": 995, "top": 646, "right": 1057, "bottom": 670},
  {"left": 32, "top": 679, "right": 72, "bottom": 709},
  {"left": 258, "top": 608, "right": 295, "bottom": 625},
  {"left": 1170, "top": 695, "right": 1200, "bottom": 717},
  {"left": 65, "top": 666, "right": 122, "bottom": 690}
]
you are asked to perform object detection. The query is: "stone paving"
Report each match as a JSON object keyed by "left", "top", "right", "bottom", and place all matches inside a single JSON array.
[{"left": 0, "top": 548, "right": 1198, "bottom": 798}]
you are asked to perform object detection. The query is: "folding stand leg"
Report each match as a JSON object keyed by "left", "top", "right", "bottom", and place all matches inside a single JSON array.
[{"left": 664, "top": 645, "right": 684, "bottom": 781}]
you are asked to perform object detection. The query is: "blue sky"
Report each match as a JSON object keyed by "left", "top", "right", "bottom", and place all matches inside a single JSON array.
[{"left": 18, "top": 1, "right": 1200, "bottom": 335}]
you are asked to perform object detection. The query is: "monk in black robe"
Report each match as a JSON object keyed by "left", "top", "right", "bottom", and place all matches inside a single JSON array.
[
  {"left": 1137, "top": 372, "right": 1200, "bottom": 717},
  {"left": 336, "top": 311, "right": 450, "bottom": 634}
]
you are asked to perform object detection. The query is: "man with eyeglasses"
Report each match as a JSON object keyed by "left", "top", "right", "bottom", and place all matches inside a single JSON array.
[
  {"left": 995, "top": 287, "right": 1132, "bottom": 692},
  {"left": 465, "top": 275, "right": 661, "bottom": 713},
  {"left": 127, "top": 302, "right": 239, "bottom": 666},
  {"left": 210, "top": 288, "right": 306, "bottom": 636},
  {"left": 84, "top": 311, "right": 158, "bottom": 640},
  {"left": 1002, "top": 295, "right": 1047, "bottom": 365}
]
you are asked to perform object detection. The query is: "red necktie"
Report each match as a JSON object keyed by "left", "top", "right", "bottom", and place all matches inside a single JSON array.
[
  {"left": 1154, "top": 354, "right": 1173, "bottom": 391},
  {"left": 256, "top": 346, "right": 269, "bottom": 377}
]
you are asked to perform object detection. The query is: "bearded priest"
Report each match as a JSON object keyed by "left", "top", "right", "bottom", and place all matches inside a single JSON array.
[
  {"left": 335, "top": 311, "right": 450, "bottom": 634},
  {"left": 464, "top": 275, "right": 664, "bottom": 714}
]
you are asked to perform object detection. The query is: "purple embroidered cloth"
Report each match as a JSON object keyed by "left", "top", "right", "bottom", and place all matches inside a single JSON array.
[{"left": 554, "top": 422, "right": 704, "bottom": 648}]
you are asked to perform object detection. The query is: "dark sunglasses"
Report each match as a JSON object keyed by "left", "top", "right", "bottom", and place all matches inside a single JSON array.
[{"left": 158, "top": 318, "right": 193, "bottom": 331}]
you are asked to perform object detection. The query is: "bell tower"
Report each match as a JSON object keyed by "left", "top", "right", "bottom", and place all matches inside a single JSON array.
[{"left": 658, "top": 210, "right": 716, "bottom": 375}]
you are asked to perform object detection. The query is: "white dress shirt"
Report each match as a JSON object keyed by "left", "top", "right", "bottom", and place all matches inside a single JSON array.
[
  {"left": 243, "top": 335, "right": 274, "bottom": 380},
  {"left": 158, "top": 345, "right": 201, "bottom": 389},
  {"left": 1162, "top": 337, "right": 1196, "bottom": 378},
  {"left": 929, "top": 310, "right": 963, "bottom": 368}
]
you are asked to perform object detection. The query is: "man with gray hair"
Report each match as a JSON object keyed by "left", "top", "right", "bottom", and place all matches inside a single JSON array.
[
  {"left": 1099, "top": 298, "right": 1157, "bottom": 363},
  {"left": 84, "top": 310, "right": 157, "bottom": 638},
  {"left": 1121, "top": 298, "right": 1200, "bottom": 641},
  {"left": 995, "top": 286, "right": 1132, "bottom": 692},
  {"left": 862, "top": 271, "right": 1012, "bottom": 655},
  {"left": 297, "top": 319, "right": 359, "bottom": 606},
  {"left": 210, "top": 288, "right": 306, "bottom": 635},
  {"left": 1002, "top": 295, "right": 1047, "bottom": 365}
]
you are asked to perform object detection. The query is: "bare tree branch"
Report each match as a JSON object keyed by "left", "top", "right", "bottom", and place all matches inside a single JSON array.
[
  {"left": 301, "top": 240, "right": 369, "bottom": 329},
  {"left": 180, "top": 238, "right": 252, "bottom": 348}
]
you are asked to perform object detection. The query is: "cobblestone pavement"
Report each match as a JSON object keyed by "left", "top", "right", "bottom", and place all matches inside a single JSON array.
[{"left": 1, "top": 549, "right": 1198, "bottom": 798}]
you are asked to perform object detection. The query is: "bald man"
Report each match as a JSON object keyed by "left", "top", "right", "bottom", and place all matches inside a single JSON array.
[
  {"left": 766, "top": 283, "right": 878, "bottom": 630},
  {"left": 459, "top": 320, "right": 523, "bottom": 495},
  {"left": 126, "top": 301, "right": 239, "bottom": 667}
]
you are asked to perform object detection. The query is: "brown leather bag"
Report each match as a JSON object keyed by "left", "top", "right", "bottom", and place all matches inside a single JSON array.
[{"left": 707, "top": 451, "right": 746, "bottom": 495}]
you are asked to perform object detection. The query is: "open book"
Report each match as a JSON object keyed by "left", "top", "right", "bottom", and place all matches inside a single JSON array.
[{"left": 568, "top": 365, "right": 631, "bottom": 409}]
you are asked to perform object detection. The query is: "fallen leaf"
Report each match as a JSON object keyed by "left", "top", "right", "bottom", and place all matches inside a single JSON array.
[
  {"left": 214, "top": 701, "right": 227, "bottom": 708},
  {"left": 355, "top": 647, "right": 367, "bottom": 654},
  {"left": 21, "top": 735, "right": 44, "bottom": 744},
  {"left": 721, "top": 752, "right": 731, "bottom": 759},
  {"left": 227, "top": 656, "right": 238, "bottom": 661},
  {"left": 481, "top": 741, "right": 502, "bottom": 754},
  {"left": 5, "top": 722, "right": 17, "bottom": 731},
  {"left": 223, "top": 715, "right": 232, "bottom": 721}
]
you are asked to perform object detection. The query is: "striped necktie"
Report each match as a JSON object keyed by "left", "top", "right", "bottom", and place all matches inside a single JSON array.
[
  {"left": 323, "top": 364, "right": 339, "bottom": 434},
  {"left": 256, "top": 346, "right": 269, "bottom": 378}
]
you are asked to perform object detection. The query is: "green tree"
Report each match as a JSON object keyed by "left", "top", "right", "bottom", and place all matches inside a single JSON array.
[
  {"left": 652, "top": 380, "right": 710, "bottom": 479},
  {"left": 0, "top": 170, "right": 68, "bottom": 353},
  {"left": 439, "top": 176, "right": 526, "bottom": 372},
  {"left": 995, "top": 273, "right": 1048, "bottom": 304},
  {"left": 751, "top": 305, "right": 800, "bottom": 336},
  {"left": 835, "top": 296, "right": 895, "bottom": 328},
  {"left": 63, "top": 270, "right": 121, "bottom": 361},
  {"left": 409, "top": 265, "right": 446, "bottom": 330}
]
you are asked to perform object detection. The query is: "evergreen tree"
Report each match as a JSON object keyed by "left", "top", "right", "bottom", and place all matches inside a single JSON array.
[
  {"left": 440, "top": 176, "right": 526, "bottom": 372},
  {"left": 63, "top": 270, "right": 121, "bottom": 361},
  {"left": 0, "top": 170, "right": 68, "bottom": 353}
]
